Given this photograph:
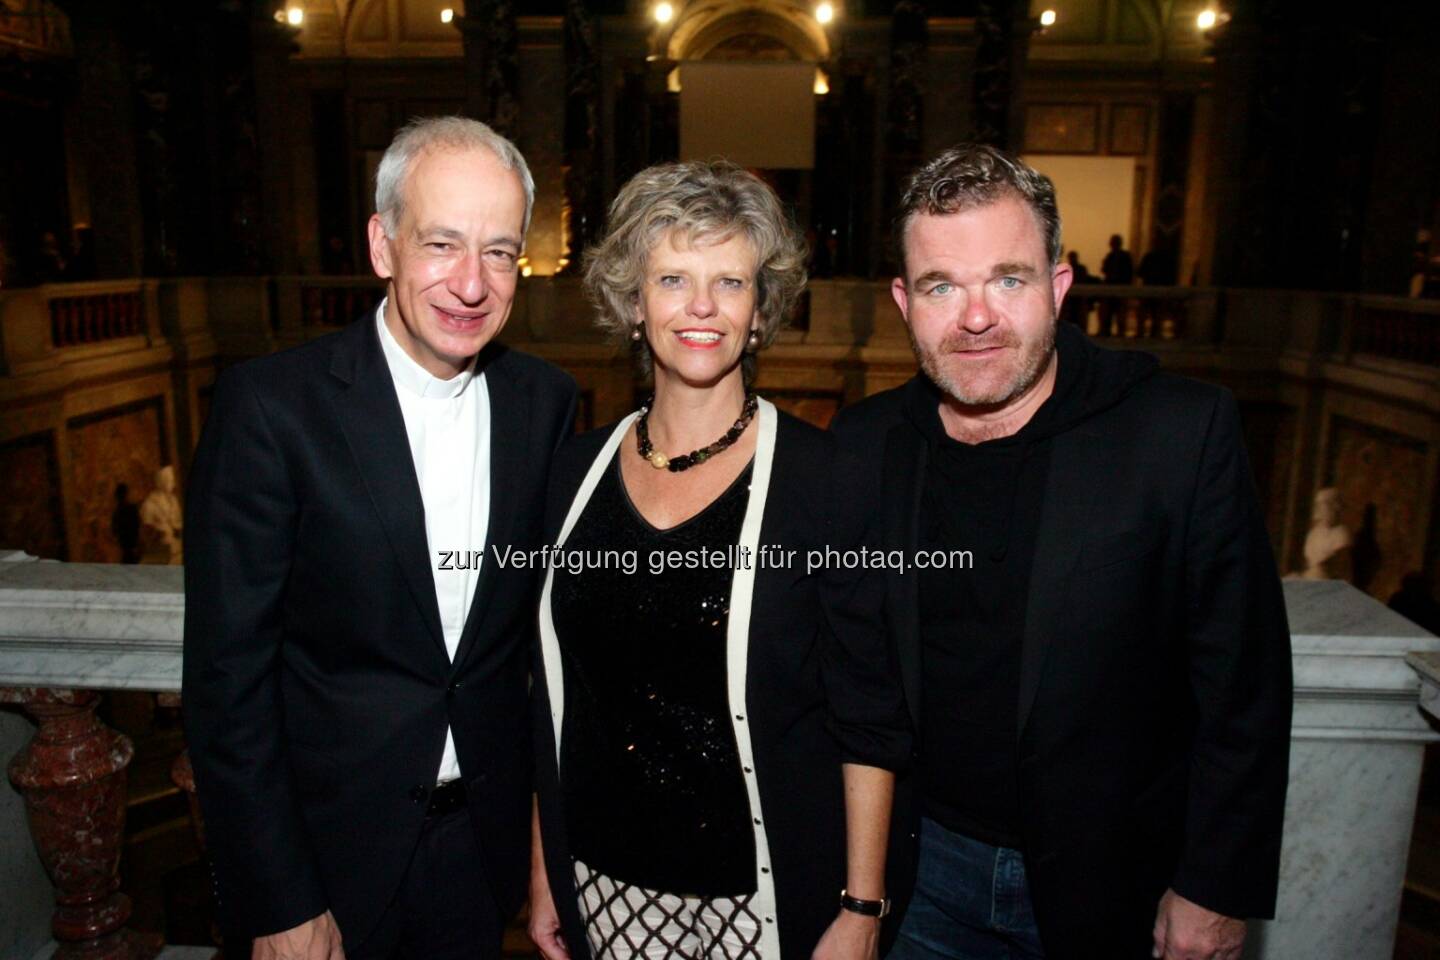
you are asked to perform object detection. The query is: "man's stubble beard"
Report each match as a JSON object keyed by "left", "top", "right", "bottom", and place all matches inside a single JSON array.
[{"left": 909, "top": 315, "right": 1058, "bottom": 409}]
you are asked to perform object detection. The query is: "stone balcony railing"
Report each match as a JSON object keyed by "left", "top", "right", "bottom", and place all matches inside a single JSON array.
[
  {"left": 0, "top": 553, "right": 187, "bottom": 960},
  {"left": 2, "top": 551, "right": 1439, "bottom": 959},
  {"left": 1409, "top": 652, "right": 1440, "bottom": 720},
  {"left": 8, "top": 275, "right": 1440, "bottom": 470},
  {"left": 7, "top": 274, "right": 1440, "bottom": 378},
  {"left": 5, "top": 275, "right": 1440, "bottom": 440}
]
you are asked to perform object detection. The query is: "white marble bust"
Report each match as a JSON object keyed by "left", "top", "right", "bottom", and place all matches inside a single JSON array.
[
  {"left": 1298, "top": 487, "right": 1352, "bottom": 582},
  {"left": 140, "top": 465, "right": 184, "bottom": 565}
]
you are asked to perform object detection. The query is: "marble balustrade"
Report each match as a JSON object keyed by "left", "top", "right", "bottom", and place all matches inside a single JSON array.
[
  {"left": 1408, "top": 651, "right": 1440, "bottom": 724},
  {"left": 0, "top": 553, "right": 182, "bottom": 960},
  {"left": 1, "top": 555, "right": 1438, "bottom": 959},
  {"left": 1247, "top": 581, "right": 1440, "bottom": 958}
]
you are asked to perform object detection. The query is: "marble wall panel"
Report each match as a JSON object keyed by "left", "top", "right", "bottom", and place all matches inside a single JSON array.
[
  {"left": 0, "top": 432, "right": 65, "bottom": 561},
  {"left": 1324, "top": 415, "right": 1429, "bottom": 602},
  {"left": 1023, "top": 103, "right": 1100, "bottom": 154},
  {"left": 1109, "top": 103, "right": 1150, "bottom": 155},
  {"left": 66, "top": 400, "right": 166, "bottom": 563}
]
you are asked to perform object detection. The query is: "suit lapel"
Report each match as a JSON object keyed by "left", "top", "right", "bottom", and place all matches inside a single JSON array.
[
  {"left": 452, "top": 346, "right": 528, "bottom": 673},
  {"left": 885, "top": 423, "right": 927, "bottom": 732},
  {"left": 1015, "top": 427, "right": 1098, "bottom": 739},
  {"left": 328, "top": 317, "right": 447, "bottom": 659}
]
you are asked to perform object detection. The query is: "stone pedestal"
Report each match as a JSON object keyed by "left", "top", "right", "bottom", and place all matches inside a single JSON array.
[
  {"left": 0, "top": 559, "right": 181, "bottom": 960},
  {"left": 1, "top": 687, "right": 155, "bottom": 960},
  {"left": 1245, "top": 580, "right": 1440, "bottom": 959}
]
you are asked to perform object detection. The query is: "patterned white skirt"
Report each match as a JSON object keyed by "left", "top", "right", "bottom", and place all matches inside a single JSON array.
[{"left": 573, "top": 859, "right": 765, "bottom": 960}]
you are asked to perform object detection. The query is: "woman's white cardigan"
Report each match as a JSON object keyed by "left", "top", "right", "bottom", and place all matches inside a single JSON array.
[{"left": 537, "top": 397, "right": 784, "bottom": 957}]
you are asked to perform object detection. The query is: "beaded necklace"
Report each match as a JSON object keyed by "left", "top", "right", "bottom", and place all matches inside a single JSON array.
[{"left": 635, "top": 392, "right": 759, "bottom": 472}]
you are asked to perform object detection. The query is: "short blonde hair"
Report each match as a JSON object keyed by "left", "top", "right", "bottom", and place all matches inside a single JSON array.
[{"left": 583, "top": 161, "right": 807, "bottom": 376}]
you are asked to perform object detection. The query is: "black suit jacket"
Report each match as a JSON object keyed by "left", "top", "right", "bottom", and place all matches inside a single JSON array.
[
  {"left": 831, "top": 336, "right": 1292, "bottom": 958},
  {"left": 182, "top": 315, "right": 576, "bottom": 943},
  {"left": 533, "top": 408, "right": 912, "bottom": 960}
]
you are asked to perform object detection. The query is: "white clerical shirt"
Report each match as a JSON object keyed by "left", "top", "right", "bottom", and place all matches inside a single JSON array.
[{"left": 375, "top": 300, "right": 491, "bottom": 785}]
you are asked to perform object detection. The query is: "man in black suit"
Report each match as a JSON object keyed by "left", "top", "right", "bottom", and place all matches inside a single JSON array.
[
  {"left": 183, "top": 116, "right": 576, "bottom": 960},
  {"left": 831, "top": 145, "right": 1291, "bottom": 960}
]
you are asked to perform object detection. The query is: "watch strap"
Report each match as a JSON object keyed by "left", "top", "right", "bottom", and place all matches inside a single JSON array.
[{"left": 840, "top": 889, "right": 891, "bottom": 918}]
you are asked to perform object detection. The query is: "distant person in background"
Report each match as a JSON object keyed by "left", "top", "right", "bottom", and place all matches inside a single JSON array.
[
  {"left": 1099, "top": 234, "right": 1133, "bottom": 336},
  {"left": 1101, "top": 234, "right": 1134, "bottom": 284},
  {"left": 64, "top": 226, "right": 97, "bottom": 282},
  {"left": 34, "top": 230, "right": 67, "bottom": 283},
  {"left": 1061, "top": 251, "right": 1093, "bottom": 327},
  {"left": 1136, "top": 247, "right": 1177, "bottom": 335}
]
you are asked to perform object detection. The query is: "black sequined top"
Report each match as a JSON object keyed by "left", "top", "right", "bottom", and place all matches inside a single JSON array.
[{"left": 551, "top": 452, "right": 757, "bottom": 896}]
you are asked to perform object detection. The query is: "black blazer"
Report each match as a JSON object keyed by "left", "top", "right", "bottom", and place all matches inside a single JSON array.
[
  {"left": 831, "top": 343, "right": 1292, "bottom": 959},
  {"left": 182, "top": 315, "right": 576, "bottom": 943},
  {"left": 533, "top": 405, "right": 911, "bottom": 960}
]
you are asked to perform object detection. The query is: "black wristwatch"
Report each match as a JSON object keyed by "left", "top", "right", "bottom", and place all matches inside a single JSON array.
[{"left": 840, "top": 889, "right": 891, "bottom": 918}]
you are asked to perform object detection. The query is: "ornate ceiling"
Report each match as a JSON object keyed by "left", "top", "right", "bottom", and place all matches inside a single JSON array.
[{"left": 290, "top": 0, "right": 464, "bottom": 59}]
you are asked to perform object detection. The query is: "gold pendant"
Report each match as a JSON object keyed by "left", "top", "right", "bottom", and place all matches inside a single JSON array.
[{"left": 648, "top": 451, "right": 670, "bottom": 470}]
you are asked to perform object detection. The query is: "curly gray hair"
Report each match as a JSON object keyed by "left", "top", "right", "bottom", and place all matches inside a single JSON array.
[
  {"left": 895, "top": 143, "right": 1062, "bottom": 270},
  {"left": 583, "top": 161, "right": 807, "bottom": 377}
]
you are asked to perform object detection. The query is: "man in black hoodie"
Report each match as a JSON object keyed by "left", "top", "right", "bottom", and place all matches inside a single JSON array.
[{"left": 831, "top": 145, "right": 1291, "bottom": 960}]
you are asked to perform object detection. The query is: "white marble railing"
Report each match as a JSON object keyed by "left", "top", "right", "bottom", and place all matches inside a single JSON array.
[
  {"left": 1408, "top": 651, "right": 1440, "bottom": 722},
  {"left": 1, "top": 559, "right": 1439, "bottom": 959},
  {"left": 1253, "top": 581, "right": 1440, "bottom": 958},
  {"left": 0, "top": 558, "right": 181, "bottom": 692},
  {"left": 0, "top": 554, "right": 186, "bottom": 960}
]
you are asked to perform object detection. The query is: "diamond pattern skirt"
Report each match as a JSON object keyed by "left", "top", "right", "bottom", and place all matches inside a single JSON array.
[{"left": 573, "top": 859, "right": 765, "bottom": 960}]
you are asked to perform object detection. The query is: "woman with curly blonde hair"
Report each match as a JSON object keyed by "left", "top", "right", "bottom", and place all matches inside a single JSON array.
[{"left": 529, "top": 161, "right": 910, "bottom": 960}]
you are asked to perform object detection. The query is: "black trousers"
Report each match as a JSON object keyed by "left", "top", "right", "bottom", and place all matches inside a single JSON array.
[{"left": 347, "top": 806, "right": 505, "bottom": 960}]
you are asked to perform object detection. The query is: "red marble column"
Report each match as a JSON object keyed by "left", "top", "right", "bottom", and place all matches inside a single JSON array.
[{"left": 2, "top": 687, "right": 159, "bottom": 960}]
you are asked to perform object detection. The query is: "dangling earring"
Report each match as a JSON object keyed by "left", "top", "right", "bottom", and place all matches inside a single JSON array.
[
  {"left": 746, "top": 329, "right": 760, "bottom": 351},
  {"left": 631, "top": 325, "right": 643, "bottom": 342}
]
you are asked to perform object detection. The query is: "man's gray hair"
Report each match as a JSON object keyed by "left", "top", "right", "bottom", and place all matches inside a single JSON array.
[
  {"left": 895, "top": 143, "right": 1062, "bottom": 270},
  {"left": 374, "top": 115, "right": 535, "bottom": 237}
]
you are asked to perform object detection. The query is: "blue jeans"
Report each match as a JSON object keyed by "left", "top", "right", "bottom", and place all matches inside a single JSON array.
[{"left": 887, "top": 817, "right": 1045, "bottom": 960}]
